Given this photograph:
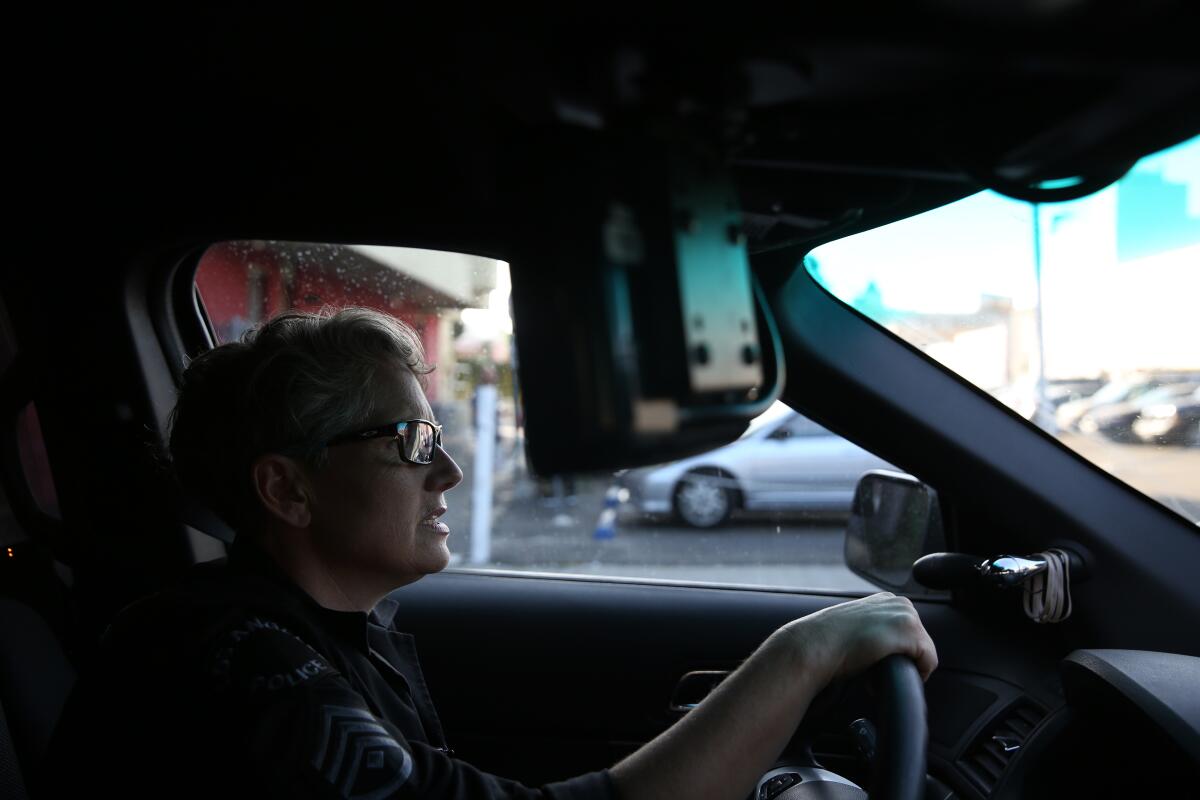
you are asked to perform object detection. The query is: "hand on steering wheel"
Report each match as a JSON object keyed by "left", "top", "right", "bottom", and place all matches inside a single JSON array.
[
  {"left": 756, "top": 656, "right": 926, "bottom": 800},
  {"left": 762, "top": 594, "right": 934, "bottom": 800}
]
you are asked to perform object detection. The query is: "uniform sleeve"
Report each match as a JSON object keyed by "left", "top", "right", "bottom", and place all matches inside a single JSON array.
[{"left": 206, "top": 617, "right": 617, "bottom": 800}]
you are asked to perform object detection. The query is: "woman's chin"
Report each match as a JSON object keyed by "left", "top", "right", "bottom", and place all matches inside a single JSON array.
[{"left": 423, "top": 539, "right": 452, "bottom": 574}]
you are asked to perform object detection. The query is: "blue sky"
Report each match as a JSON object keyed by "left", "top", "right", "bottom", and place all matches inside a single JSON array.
[{"left": 810, "top": 135, "right": 1200, "bottom": 316}]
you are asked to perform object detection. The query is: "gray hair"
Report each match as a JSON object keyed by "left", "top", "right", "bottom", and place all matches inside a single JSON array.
[{"left": 168, "top": 307, "right": 432, "bottom": 535}]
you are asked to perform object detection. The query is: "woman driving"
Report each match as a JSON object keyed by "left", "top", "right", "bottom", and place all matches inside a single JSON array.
[{"left": 49, "top": 307, "right": 936, "bottom": 800}]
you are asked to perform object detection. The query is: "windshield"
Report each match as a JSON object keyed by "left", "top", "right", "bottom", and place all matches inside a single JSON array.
[{"left": 809, "top": 135, "right": 1200, "bottom": 524}]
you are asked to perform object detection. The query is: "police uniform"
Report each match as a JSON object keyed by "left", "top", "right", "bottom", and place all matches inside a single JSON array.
[{"left": 48, "top": 539, "right": 617, "bottom": 799}]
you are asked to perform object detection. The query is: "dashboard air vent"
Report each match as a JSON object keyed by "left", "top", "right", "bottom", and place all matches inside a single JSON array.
[{"left": 958, "top": 699, "right": 1045, "bottom": 795}]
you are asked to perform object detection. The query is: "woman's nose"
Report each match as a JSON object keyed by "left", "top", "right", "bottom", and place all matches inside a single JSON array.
[{"left": 427, "top": 445, "right": 464, "bottom": 492}]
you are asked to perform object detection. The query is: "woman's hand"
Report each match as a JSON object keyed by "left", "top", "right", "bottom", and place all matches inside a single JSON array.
[
  {"left": 775, "top": 592, "right": 938, "bottom": 686},
  {"left": 612, "top": 593, "right": 937, "bottom": 800}
]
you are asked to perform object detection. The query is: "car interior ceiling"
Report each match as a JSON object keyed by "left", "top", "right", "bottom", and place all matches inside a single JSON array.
[{"left": 3, "top": 7, "right": 1200, "bottom": 799}]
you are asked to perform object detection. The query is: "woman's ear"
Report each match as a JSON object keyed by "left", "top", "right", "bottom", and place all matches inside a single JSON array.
[{"left": 251, "top": 454, "right": 313, "bottom": 528}]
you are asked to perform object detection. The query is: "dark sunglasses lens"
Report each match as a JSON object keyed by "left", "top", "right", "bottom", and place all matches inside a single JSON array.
[{"left": 401, "top": 422, "right": 437, "bottom": 464}]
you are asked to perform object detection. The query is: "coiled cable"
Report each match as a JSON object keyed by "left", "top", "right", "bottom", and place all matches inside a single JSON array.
[{"left": 1023, "top": 548, "right": 1073, "bottom": 624}]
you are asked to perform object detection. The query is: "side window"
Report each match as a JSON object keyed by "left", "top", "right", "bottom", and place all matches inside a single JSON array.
[{"left": 194, "top": 242, "right": 932, "bottom": 594}]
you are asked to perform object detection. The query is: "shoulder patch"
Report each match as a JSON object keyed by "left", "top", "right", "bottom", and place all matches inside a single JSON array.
[
  {"left": 209, "top": 616, "right": 338, "bottom": 694},
  {"left": 313, "top": 705, "right": 414, "bottom": 797}
]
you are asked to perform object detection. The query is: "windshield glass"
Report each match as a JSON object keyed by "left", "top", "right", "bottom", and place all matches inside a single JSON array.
[{"left": 809, "top": 135, "right": 1200, "bottom": 524}]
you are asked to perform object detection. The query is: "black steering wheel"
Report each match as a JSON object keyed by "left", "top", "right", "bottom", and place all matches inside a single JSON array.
[
  {"left": 755, "top": 655, "right": 927, "bottom": 800},
  {"left": 868, "top": 655, "right": 927, "bottom": 800}
]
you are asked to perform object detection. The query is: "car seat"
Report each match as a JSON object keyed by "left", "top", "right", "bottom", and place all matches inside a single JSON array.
[{"left": 0, "top": 597, "right": 76, "bottom": 799}]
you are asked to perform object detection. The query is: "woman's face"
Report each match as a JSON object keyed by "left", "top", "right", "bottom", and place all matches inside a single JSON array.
[{"left": 305, "top": 360, "right": 463, "bottom": 592}]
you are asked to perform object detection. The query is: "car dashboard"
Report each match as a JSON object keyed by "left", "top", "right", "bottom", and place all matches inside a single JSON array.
[{"left": 916, "top": 650, "right": 1200, "bottom": 798}]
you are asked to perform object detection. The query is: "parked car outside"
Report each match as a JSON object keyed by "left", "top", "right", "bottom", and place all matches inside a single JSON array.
[
  {"left": 619, "top": 403, "right": 898, "bottom": 528},
  {"left": 1055, "top": 377, "right": 1164, "bottom": 432},
  {"left": 1132, "top": 386, "right": 1200, "bottom": 446},
  {"left": 1078, "top": 382, "right": 1200, "bottom": 442},
  {"left": 1045, "top": 378, "right": 1106, "bottom": 409}
]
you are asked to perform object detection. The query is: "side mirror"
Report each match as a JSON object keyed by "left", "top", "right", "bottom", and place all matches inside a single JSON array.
[{"left": 844, "top": 471, "right": 948, "bottom": 597}]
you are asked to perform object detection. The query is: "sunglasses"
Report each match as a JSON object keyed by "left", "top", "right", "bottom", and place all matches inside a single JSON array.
[{"left": 326, "top": 418, "right": 444, "bottom": 465}]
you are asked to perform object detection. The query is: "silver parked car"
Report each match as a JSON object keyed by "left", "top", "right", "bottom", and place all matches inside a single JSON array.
[{"left": 619, "top": 403, "right": 898, "bottom": 528}]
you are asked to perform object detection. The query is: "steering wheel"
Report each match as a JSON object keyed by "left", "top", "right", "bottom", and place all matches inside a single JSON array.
[
  {"left": 754, "top": 655, "right": 927, "bottom": 800},
  {"left": 869, "top": 655, "right": 927, "bottom": 800}
]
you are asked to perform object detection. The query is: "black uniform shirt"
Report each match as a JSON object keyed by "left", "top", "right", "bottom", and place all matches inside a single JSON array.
[{"left": 48, "top": 540, "right": 616, "bottom": 800}]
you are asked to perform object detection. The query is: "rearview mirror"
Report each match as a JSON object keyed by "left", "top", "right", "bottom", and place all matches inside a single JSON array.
[
  {"left": 844, "top": 471, "right": 948, "bottom": 597},
  {"left": 508, "top": 131, "right": 783, "bottom": 475}
]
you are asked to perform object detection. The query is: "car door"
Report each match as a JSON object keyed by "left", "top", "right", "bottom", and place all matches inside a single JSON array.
[{"left": 747, "top": 415, "right": 889, "bottom": 510}]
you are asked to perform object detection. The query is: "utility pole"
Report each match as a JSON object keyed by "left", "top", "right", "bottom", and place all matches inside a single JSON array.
[
  {"left": 470, "top": 380, "right": 497, "bottom": 565},
  {"left": 1032, "top": 202, "right": 1054, "bottom": 433}
]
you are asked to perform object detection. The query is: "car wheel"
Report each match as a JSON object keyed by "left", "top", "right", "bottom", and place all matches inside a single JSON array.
[{"left": 673, "top": 470, "right": 736, "bottom": 528}]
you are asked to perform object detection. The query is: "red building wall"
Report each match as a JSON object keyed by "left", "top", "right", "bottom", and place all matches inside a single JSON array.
[{"left": 195, "top": 242, "right": 444, "bottom": 399}]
